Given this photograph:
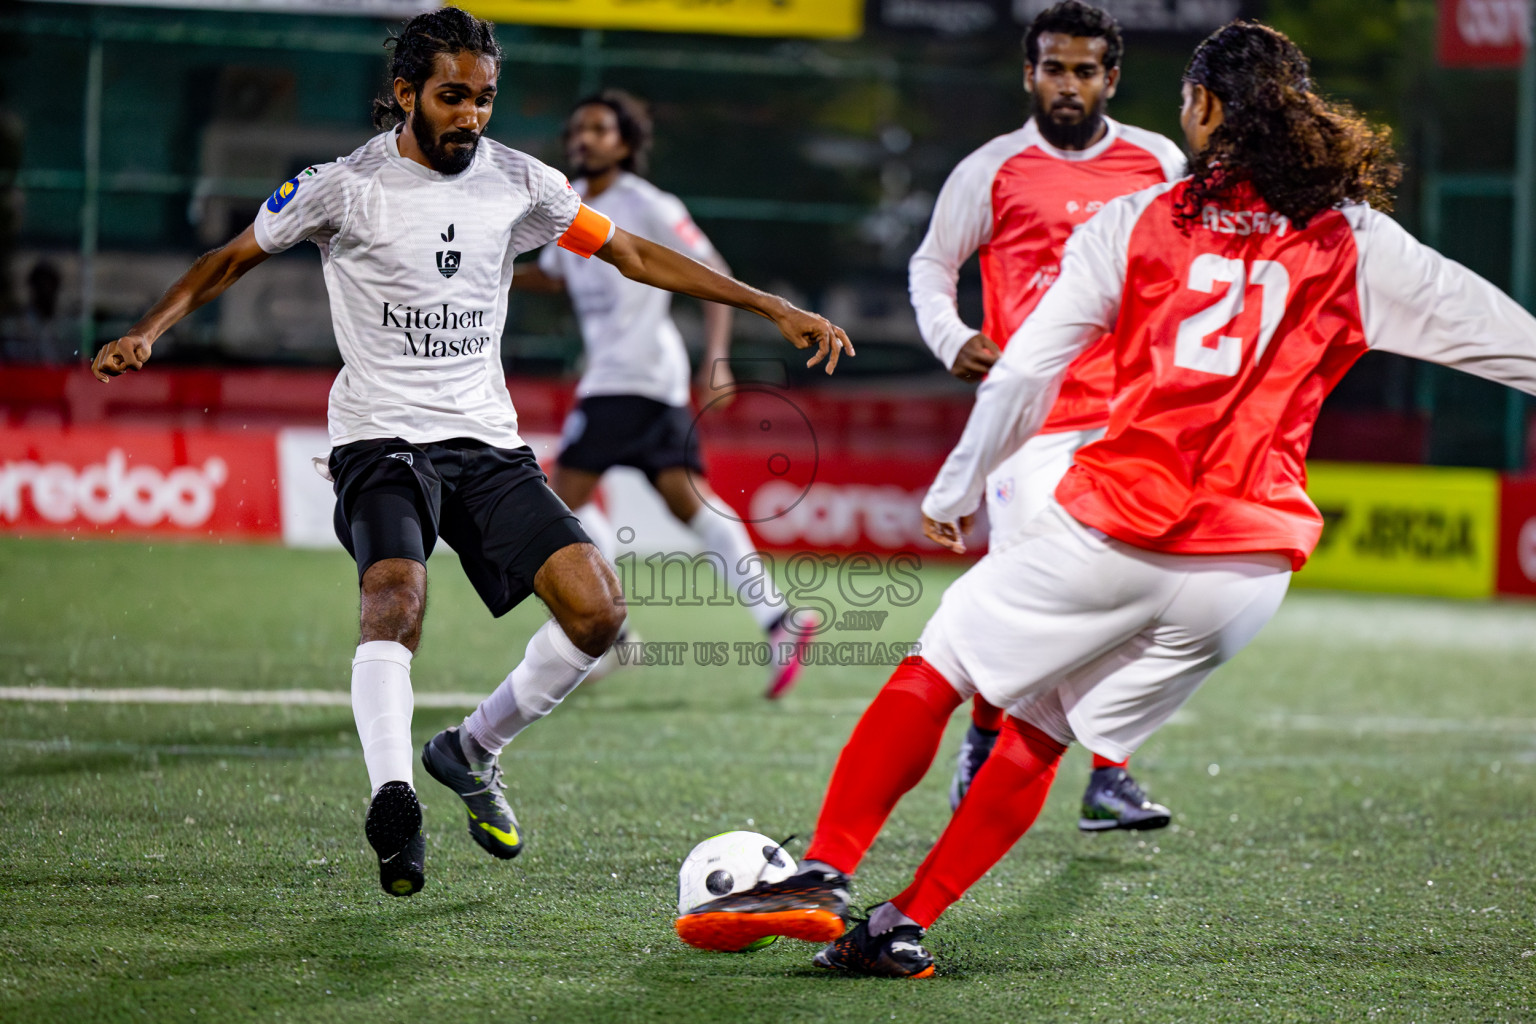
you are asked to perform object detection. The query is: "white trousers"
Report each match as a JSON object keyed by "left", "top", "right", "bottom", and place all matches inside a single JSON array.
[
  {"left": 984, "top": 427, "right": 1106, "bottom": 554},
  {"left": 921, "top": 503, "right": 1291, "bottom": 761}
]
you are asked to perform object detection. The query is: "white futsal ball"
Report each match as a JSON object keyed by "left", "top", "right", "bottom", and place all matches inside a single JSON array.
[{"left": 677, "top": 831, "right": 797, "bottom": 951}]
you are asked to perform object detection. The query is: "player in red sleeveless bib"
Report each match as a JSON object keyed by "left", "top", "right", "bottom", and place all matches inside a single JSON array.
[
  {"left": 677, "top": 21, "right": 1536, "bottom": 976},
  {"left": 909, "top": 0, "right": 1184, "bottom": 829}
]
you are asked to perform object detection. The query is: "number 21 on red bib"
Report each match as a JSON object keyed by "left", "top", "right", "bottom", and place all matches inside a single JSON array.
[{"left": 1173, "top": 254, "right": 1291, "bottom": 377}]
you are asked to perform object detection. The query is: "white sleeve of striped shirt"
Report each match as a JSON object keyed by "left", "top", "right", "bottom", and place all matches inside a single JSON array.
[
  {"left": 920, "top": 186, "right": 1164, "bottom": 524},
  {"left": 1352, "top": 206, "right": 1536, "bottom": 396},
  {"left": 252, "top": 164, "right": 343, "bottom": 254},
  {"left": 648, "top": 190, "right": 720, "bottom": 265},
  {"left": 907, "top": 149, "right": 999, "bottom": 371}
]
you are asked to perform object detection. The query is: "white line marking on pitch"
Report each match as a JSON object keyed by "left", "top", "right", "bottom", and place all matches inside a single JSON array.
[
  {"left": 0, "top": 738, "right": 355, "bottom": 759},
  {"left": 2, "top": 688, "right": 1528, "bottom": 737},
  {"left": 0, "top": 686, "right": 484, "bottom": 708}
]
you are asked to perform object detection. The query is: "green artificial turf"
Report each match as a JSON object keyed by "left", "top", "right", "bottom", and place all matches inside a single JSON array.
[{"left": 0, "top": 536, "right": 1533, "bottom": 1022}]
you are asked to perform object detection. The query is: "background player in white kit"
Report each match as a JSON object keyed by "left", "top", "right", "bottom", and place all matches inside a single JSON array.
[
  {"left": 514, "top": 90, "right": 809, "bottom": 699},
  {"left": 88, "top": 7, "right": 851, "bottom": 898},
  {"left": 908, "top": 0, "right": 1185, "bottom": 826}
]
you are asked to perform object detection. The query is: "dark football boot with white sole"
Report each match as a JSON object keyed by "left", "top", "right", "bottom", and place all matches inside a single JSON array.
[
  {"left": 421, "top": 727, "right": 523, "bottom": 860},
  {"left": 813, "top": 914, "right": 935, "bottom": 979},
  {"left": 1079, "top": 766, "right": 1172, "bottom": 832}
]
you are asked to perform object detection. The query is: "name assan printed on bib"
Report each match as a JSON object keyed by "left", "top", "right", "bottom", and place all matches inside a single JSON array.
[
  {"left": 381, "top": 301, "right": 491, "bottom": 358},
  {"left": 1200, "top": 204, "right": 1290, "bottom": 238}
]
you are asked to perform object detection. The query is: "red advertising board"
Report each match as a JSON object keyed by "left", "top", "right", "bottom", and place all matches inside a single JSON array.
[
  {"left": 1496, "top": 474, "right": 1536, "bottom": 595},
  {"left": 0, "top": 426, "right": 282, "bottom": 541},
  {"left": 711, "top": 451, "right": 955, "bottom": 553},
  {"left": 1439, "top": 0, "right": 1529, "bottom": 68},
  {"left": 673, "top": 385, "right": 955, "bottom": 553}
]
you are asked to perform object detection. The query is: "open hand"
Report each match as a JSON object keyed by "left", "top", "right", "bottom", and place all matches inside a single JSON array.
[
  {"left": 774, "top": 304, "right": 855, "bottom": 375},
  {"left": 91, "top": 335, "right": 152, "bottom": 383}
]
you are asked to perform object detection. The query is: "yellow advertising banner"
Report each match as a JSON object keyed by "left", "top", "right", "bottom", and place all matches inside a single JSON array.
[
  {"left": 459, "top": 0, "right": 863, "bottom": 38},
  {"left": 1296, "top": 462, "right": 1500, "bottom": 599}
]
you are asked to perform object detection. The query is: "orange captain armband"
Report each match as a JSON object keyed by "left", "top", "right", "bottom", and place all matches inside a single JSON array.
[{"left": 557, "top": 203, "right": 615, "bottom": 259}]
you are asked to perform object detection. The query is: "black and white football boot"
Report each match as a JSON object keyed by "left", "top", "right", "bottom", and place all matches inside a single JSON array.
[
  {"left": 1079, "top": 766, "right": 1172, "bottom": 832},
  {"left": 813, "top": 908, "right": 935, "bottom": 979}
]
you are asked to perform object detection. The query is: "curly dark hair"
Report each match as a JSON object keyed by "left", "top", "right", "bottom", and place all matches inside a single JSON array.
[
  {"left": 1177, "top": 21, "right": 1400, "bottom": 228},
  {"left": 371, "top": 6, "right": 502, "bottom": 131},
  {"left": 567, "top": 89, "right": 654, "bottom": 176},
  {"left": 1023, "top": 1, "right": 1123, "bottom": 71}
]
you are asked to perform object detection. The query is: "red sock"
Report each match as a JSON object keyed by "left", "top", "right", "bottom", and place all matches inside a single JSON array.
[
  {"left": 1091, "top": 753, "right": 1128, "bottom": 770},
  {"left": 891, "top": 716, "right": 1066, "bottom": 928},
  {"left": 970, "top": 696, "right": 1004, "bottom": 733},
  {"left": 803, "top": 658, "right": 963, "bottom": 875}
]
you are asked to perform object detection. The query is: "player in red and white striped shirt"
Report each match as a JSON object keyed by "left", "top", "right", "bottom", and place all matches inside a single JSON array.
[
  {"left": 909, "top": 0, "right": 1184, "bottom": 828},
  {"left": 677, "top": 21, "right": 1536, "bottom": 976}
]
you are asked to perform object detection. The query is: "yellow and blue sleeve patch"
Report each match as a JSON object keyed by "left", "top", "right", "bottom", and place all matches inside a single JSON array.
[
  {"left": 266, "top": 177, "right": 299, "bottom": 214},
  {"left": 265, "top": 166, "right": 317, "bottom": 215}
]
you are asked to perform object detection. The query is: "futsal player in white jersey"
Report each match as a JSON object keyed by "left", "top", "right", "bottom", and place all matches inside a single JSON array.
[
  {"left": 513, "top": 90, "right": 808, "bottom": 699},
  {"left": 89, "top": 7, "right": 851, "bottom": 898}
]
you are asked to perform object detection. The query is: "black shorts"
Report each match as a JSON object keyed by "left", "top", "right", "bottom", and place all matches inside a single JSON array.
[
  {"left": 328, "top": 437, "right": 590, "bottom": 618},
  {"left": 556, "top": 395, "right": 706, "bottom": 481}
]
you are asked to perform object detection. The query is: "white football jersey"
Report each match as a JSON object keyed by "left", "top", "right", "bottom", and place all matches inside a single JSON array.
[
  {"left": 538, "top": 171, "right": 718, "bottom": 408},
  {"left": 253, "top": 128, "right": 586, "bottom": 449}
]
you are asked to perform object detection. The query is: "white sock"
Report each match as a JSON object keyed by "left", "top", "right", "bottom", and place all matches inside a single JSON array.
[
  {"left": 463, "top": 620, "right": 599, "bottom": 755},
  {"left": 351, "top": 641, "right": 415, "bottom": 795},
  {"left": 687, "top": 507, "right": 785, "bottom": 630},
  {"left": 576, "top": 502, "right": 617, "bottom": 564},
  {"left": 868, "top": 901, "right": 920, "bottom": 936}
]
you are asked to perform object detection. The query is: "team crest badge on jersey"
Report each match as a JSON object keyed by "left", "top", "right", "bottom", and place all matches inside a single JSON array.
[
  {"left": 265, "top": 176, "right": 301, "bottom": 214},
  {"left": 993, "top": 477, "right": 1014, "bottom": 506},
  {"left": 436, "top": 223, "right": 461, "bottom": 278}
]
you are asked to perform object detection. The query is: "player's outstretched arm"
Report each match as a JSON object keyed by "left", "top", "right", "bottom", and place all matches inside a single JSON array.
[
  {"left": 1354, "top": 208, "right": 1536, "bottom": 394},
  {"left": 91, "top": 225, "right": 270, "bottom": 382},
  {"left": 595, "top": 227, "right": 854, "bottom": 373}
]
